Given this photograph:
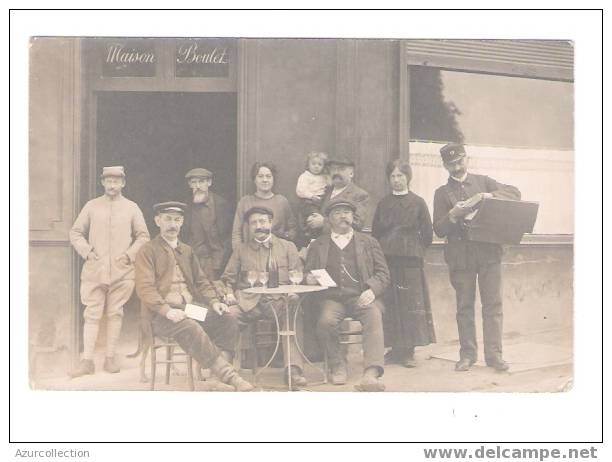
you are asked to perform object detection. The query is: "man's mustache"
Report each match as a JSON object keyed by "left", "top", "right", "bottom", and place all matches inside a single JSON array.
[
  {"left": 255, "top": 228, "right": 271, "bottom": 234},
  {"left": 167, "top": 227, "right": 179, "bottom": 232},
  {"left": 332, "top": 174, "right": 342, "bottom": 180}
]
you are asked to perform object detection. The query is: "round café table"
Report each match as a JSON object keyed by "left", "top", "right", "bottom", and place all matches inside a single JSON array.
[{"left": 243, "top": 284, "right": 328, "bottom": 391}]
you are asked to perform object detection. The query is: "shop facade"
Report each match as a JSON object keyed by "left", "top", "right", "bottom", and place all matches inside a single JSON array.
[{"left": 29, "top": 38, "right": 574, "bottom": 375}]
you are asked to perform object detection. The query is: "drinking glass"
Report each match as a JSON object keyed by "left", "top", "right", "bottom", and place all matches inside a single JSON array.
[
  {"left": 289, "top": 270, "right": 303, "bottom": 285},
  {"left": 247, "top": 270, "right": 258, "bottom": 288},
  {"left": 259, "top": 271, "right": 269, "bottom": 288}
]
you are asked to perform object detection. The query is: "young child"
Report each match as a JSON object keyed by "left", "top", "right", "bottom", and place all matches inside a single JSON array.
[{"left": 295, "top": 151, "right": 331, "bottom": 247}]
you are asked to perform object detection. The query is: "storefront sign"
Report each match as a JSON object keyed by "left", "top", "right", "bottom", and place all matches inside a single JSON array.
[
  {"left": 175, "top": 39, "right": 232, "bottom": 78},
  {"left": 101, "top": 40, "right": 157, "bottom": 77}
]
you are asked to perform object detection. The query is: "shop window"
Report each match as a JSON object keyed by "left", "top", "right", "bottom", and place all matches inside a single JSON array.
[{"left": 408, "top": 66, "right": 574, "bottom": 236}]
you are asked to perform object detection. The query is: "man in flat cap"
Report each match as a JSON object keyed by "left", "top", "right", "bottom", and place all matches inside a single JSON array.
[
  {"left": 304, "top": 156, "right": 371, "bottom": 240},
  {"left": 219, "top": 206, "right": 308, "bottom": 387},
  {"left": 135, "top": 202, "right": 253, "bottom": 391},
  {"left": 433, "top": 143, "right": 521, "bottom": 372},
  {"left": 183, "top": 168, "right": 233, "bottom": 281},
  {"left": 69, "top": 166, "right": 150, "bottom": 377},
  {"left": 305, "top": 198, "right": 390, "bottom": 391}
]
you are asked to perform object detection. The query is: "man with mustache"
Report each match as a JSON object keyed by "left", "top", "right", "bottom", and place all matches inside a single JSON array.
[
  {"left": 219, "top": 207, "right": 308, "bottom": 387},
  {"left": 304, "top": 156, "right": 371, "bottom": 238},
  {"left": 69, "top": 166, "right": 150, "bottom": 377},
  {"left": 433, "top": 143, "right": 521, "bottom": 372},
  {"left": 135, "top": 202, "right": 253, "bottom": 391},
  {"left": 305, "top": 198, "right": 390, "bottom": 391},
  {"left": 183, "top": 168, "right": 233, "bottom": 281}
]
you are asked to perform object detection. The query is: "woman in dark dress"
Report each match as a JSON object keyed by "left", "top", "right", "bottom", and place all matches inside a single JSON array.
[{"left": 372, "top": 159, "right": 436, "bottom": 368}]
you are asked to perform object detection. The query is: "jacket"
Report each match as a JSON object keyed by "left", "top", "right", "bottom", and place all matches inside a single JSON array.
[
  {"left": 135, "top": 235, "right": 220, "bottom": 319},
  {"left": 372, "top": 192, "right": 433, "bottom": 259},
  {"left": 433, "top": 173, "right": 521, "bottom": 271},
  {"left": 69, "top": 195, "right": 150, "bottom": 284},
  {"left": 305, "top": 231, "right": 390, "bottom": 297}
]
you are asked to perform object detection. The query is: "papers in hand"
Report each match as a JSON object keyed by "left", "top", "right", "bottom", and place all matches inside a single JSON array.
[
  {"left": 309, "top": 269, "right": 337, "bottom": 287},
  {"left": 184, "top": 303, "right": 208, "bottom": 322}
]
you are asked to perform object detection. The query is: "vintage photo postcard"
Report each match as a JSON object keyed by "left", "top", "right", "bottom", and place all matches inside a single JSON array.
[{"left": 28, "top": 36, "right": 574, "bottom": 394}]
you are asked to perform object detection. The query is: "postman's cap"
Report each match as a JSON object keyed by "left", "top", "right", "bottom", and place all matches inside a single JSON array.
[
  {"left": 327, "top": 155, "right": 355, "bottom": 168},
  {"left": 324, "top": 198, "right": 357, "bottom": 216},
  {"left": 153, "top": 201, "right": 187, "bottom": 215},
  {"left": 185, "top": 168, "right": 213, "bottom": 180},
  {"left": 101, "top": 166, "right": 125, "bottom": 178},
  {"left": 440, "top": 143, "right": 466, "bottom": 164},
  {"left": 244, "top": 206, "right": 274, "bottom": 222}
]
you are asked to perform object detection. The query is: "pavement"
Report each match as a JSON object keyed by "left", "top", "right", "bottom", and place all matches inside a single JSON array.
[{"left": 31, "top": 327, "right": 572, "bottom": 393}]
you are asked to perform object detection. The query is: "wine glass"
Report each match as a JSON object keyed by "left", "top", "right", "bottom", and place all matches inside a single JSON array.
[
  {"left": 247, "top": 270, "right": 258, "bottom": 288},
  {"left": 289, "top": 270, "right": 303, "bottom": 286},
  {"left": 259, "top": 271, "right": 269, "bottom": 288}
]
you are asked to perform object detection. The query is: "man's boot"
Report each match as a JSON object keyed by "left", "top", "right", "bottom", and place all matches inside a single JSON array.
[
  {"left": 70, "top": 359, "right": 95, "bottom": 378},
  {"left": 354, "top": 366, "right": 385, "bottom": 392},
  {"left": 210, "top": 355, "right": 255, "bottom": 392},
  {"left": 202, "top": 351, "right": 236, "bottom": 391}
]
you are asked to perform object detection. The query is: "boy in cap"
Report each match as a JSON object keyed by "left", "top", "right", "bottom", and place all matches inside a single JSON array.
[
  {"left": 433, "top": 143, "right": 521, "bottom": 372},
  {"left": 69, "top": 166, "right": 150, "bottom": 377},
  {"left": 135, "top": 202, "right": 253, "bottom": 391}
]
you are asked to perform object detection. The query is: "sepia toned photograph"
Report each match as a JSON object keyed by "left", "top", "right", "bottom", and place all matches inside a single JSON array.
[{"left": 28, "top": 36, "right": 574, "bottom": 394}]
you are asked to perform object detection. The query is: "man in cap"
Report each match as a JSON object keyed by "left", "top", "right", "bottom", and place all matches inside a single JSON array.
[
  {"left": 433, "top": 143, "right": 521, "bottom": 372},
  {"left": 69, "top": 166, "right": 150, "bottom": 377},
  {"left": 219, "top": 206, "right": 308, "bottom": 387},
  {"left": 135, "top": 202, "right": 253, "bottom": 391},
  {"left": 304, "top": 156, "right": 371, "bottom": 238},
  {"left": 305, "top": 198, "right": 390, "bottom": 391},
  {"left": 183, "top": 168, "right": 233, "bottom": 280}
]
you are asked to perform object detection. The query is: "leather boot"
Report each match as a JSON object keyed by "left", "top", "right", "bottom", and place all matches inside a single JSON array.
[
  {"left": 70, "top": 359, "right": 95, "bottom": 378},
  {"left": 210, "top": 355, "right": 254, "bottom": 392}
]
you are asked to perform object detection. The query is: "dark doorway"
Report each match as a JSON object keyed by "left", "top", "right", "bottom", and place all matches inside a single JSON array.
[{"left": 96, "top": 91, "right": 237, "bottom": 232}]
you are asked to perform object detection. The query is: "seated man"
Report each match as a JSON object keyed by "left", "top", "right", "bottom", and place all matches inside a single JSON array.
[
  {"left": 305, "top": 198, "right": 390, "bottom": 392},
  {"left": 220, "top": 206, "right": 308, "bottom": 387},
  {"left": 135, "top": 201, "right": 253, "bottom": 392}
]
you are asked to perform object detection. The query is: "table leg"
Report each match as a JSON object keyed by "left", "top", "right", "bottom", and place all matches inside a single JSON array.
[
  {"left": 293, "top": 295, "right": 328, "bottom": 385},
  {"left": 285, "top": 295, "right": 292, "bottom": 391},
  {"left": 253, "top": 305, "right": 281, "bottom": 387}
]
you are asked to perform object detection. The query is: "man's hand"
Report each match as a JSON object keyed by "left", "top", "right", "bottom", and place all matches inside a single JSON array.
[
  {"left": 212, "top": 302, "right": 229, "bottom": 316},
  {"left": 479, "top": 192, "right": 494, "bottom": 201},
  {"left": 166, "top": 308, "right": 187, "bottom": 323},
  {"left": 86, "top": 250, "right": 99, "bottom": 261},
  {"left": 357, "top": 289, "right": 375, "bottom": 307},
  {"left": 306, "top": 213, "right": 325, "bottom": 229},
  {"left": 115, "top": 254, "right": 130, "bottom": 265},
  {"left": 224, "top": 293, "right": 237, "bottom": 306}
]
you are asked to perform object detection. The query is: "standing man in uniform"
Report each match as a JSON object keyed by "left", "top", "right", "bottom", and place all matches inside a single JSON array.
[
  {"left": 183, "top": 168, "right": 233, "bottom": 280},
  {"left": 69, "top": 166, "right": 150, "bottom": 377},
  {"left": 433, "top": 143, "right": 521, "bottom": 372}
]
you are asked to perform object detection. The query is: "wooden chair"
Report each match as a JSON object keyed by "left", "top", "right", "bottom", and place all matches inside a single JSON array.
[
  {"left": 324, "top": 317, "right": 363, "bottom": 374},
  {"left": 128, "top": 310, "right": 195, "bottom": 391}
]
